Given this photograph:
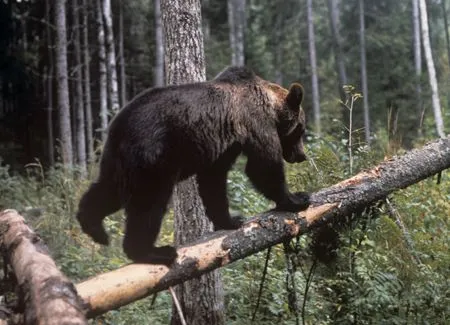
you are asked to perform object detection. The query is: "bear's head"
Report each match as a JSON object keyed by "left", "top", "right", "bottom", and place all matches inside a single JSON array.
[{"left": 267, "top": 83, "right": 307, "bottom": 164}]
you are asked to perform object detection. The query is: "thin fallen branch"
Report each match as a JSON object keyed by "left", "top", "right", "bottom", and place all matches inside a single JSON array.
[
  {"left": 76, "top": 136, "right": 450, "bottom": 318},
  {"left": 0, "top": 210, "right": 87, "bottom": 325}
]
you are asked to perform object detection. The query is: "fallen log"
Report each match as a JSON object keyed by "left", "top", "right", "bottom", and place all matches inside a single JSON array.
[
  {"left": 0, "top": 210, "right": 87, "bottom": 325},
  {"left": 76, "top": 136, "right": 450, "bottom": 318}
]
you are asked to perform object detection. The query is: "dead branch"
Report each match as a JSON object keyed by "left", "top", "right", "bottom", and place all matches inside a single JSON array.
[
  {"left": 75, "top": 136, "right": 450, "bottom": 318},
  {"left": 0, "top": 210, "right": 87, "bottom": 325}
]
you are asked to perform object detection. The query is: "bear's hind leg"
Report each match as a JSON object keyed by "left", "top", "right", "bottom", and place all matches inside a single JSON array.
[
  {"left": 123, "top": 177, "right": 176, "bottom": 266},
  {"left": 76, "top": 180, "right": 122, "bottom": 245},
  {"left": 197, "top": 169, "right": 245, "bottom": 231}
]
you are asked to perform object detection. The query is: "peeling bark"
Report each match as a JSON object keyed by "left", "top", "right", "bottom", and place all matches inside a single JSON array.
[
  {"left": 76, "top": 136, "right": 450, "bottom": 318},
  {"left": 0, "top": 210, "right": 87, "bottom": 325}
]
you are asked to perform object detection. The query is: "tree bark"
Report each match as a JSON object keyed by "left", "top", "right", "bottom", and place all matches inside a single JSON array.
[
  {"left": 76, "top": 135, "right": 450, "bottom": 318},
  {"left": 154, "top": 0, "right": 164, "bottom": 87},
  {"left": 442, "top": 0, "right": 450, "bottom": 71},
  {"left": 274, "top": 8, "right": 284, "bottom": 85},
  {"left": 45, "top": 0, "right": 55, "bottom": 166},
  {"left": 327, "top": 0, "right": 348, "bottom": 102},
  {"left": 412, "top": 0, "right": 423, "bottom": 133},
  {"left": 118, "top": 0, "right": 127, "bottom": 106},
  {"left": 161, "top": 1, "right": 225, "bottom": 324},
  {"left": 419, "top": 0, "right": 446, "bottom": 138},
  {"left": 72, "top": 0, "right": 87, "bottom": 176},
  {"left": 228, "top": 0, "right": 245, "bottom": 66},
  {"left": 0, "top": 210, "right": 87, "bottom": 324},
  {"left": 102, "top": 0, "right": 120, "bottom": 114},
  {"left": 359, "top": 0, "right": 370, "bottom": 144},
  {"left": 96, "top": 0, "right": 108, "bottom": 142},
  {"left": 82, "top": 0, "right": 94, "bottom": 162},
  {"left": 55, "top": 0, "right": 73, "bottom": 166},
  {"left": 307, "top": 0, "right": 321, "bottom": 135}
]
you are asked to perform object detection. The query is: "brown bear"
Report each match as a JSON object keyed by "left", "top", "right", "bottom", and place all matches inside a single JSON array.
[{"left": 76, "top": 66, "right": 309, "bottom": 265}]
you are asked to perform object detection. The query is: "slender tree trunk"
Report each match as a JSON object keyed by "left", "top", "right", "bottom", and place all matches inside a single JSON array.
[
  {"left": 118, "top": 0, "right": 126, "bottom": 106},
  {"left": 82, "top": 0, "right": 94, "bottom": 162},
  {"left": 412, "top": 0, "right": 423, "bottom": 133},
  {"left": 45, "top": 0, "right": 55, "bottom": 165},
  {"left": 307, "top": 0, "right": 321, "bottom": 135},
  {"left": 154, "top": 0, "right": 164, "bottom": 86},
  {"left": 161, "top": 1, "right": 225, "bottom": 324},
  {"left": 419, "top": 0, "right": 446, "bottom": 138},
  {"left": 228, "top": 0, "right": 245, "bottom": 66},
  {"left": 442, "top": 0, "right": 450, "bottom": 70},
  {"left": 102, "top": 0, "right": 120, "bottom": 114},
  {"left": 236, "top": 0, "right": 245, "bottom": 66},
  {"left": 359, "top": 0, "right": 370, "bottom": 144},
  {"left": 327, "top": 0, "right": 348, "bottom": 102},
  {"left": 55, "top": 0, "right": 73, "bottom": 166},
  {"left": 203, "top": 0, "right": 211, "bottom": 42},
  {"left": 97, "top": 0, "right": 108, "bottom": 142},
  {"left": 274, "top": 8, "right": 283, "bottom": 85},
  {"left": 441, "top": 0, "right": 450, "bottom": 115},
  {"left": 73, "top": 0, "right": 87, "bottom": 175}
]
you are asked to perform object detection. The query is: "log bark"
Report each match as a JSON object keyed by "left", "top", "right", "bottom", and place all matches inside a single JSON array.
[
  {"left": 0, "top": 210, "right": 87, "bottom": 324},
  {"left": 76, "top": 135, "right": 450, "bottom": 318}
]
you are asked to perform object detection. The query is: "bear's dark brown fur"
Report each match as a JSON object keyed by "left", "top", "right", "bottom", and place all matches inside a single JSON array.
[{"left": 76, "top": 66, "right": 309, "bottom": 265}]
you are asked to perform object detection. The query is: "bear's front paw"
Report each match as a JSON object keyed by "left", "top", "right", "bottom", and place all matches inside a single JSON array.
[
  {"left": 214, "top": 213, "right": 246, "bottom": 231},
  {"left": 275, "top": 192, "right": 310, "bottom": 212},
  {"left": 131, "top": 246, "right": 178, "bottom": 266},
  {"left": 82, "top": 224, "right": 110, "bottom": 246}
]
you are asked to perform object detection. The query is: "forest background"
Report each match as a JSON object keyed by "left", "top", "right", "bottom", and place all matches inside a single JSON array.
[{"left": 0, "top": 0, "right": 449, "bottom": 324}]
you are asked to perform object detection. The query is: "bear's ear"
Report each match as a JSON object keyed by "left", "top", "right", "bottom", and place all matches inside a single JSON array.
[{"left": 286, "top": 83, "right": 304, "bottom": 112}]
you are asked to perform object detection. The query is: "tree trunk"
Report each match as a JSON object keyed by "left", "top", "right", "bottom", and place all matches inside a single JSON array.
[
  {"left": 118, "top": 0, "right": 127, "bottom": 106},
  {"left": 55, "top": 0, "right": 73, "bottom": 166},
  {"left": 441, "top": 0, "right": 450, "bottom": 114},
  {"left": 274, "top": 8, "right": 283, "bottom": 85},
  {"left": 327, "top": 0, "right": 348, "bottom": 102},
  {"left": 442, "top": 0, "right": 450, "bottom": 71},
  {"left": 82, "top": 0, "right": 94, "bottom": 162},
  {"left": 73, "top": 0, "right": 87, "bottom": 176},
  {"left": 412, "top": 0, "right": 423, "bottom": 133},
  {"left": 359, "top": 0, "right": 370, "bottom": 144},
  {"left": 307, "top": 0, "right": 321, "bottom": 135},
  {"left": 419, "top": 0, "right": 446, "bottom": 138},
  {"left": 154, "top": 0, "right": 164, "bottom": 87},
  {"left": 0, "top": 210, "right": 87, "bottom": 324},
  {"left": 228, "top": 0, "right": 246, "bottom": 66},
  {"left": 102, "top": 0, "right": 120, "bottom": 114},
  {"left": 45, "top": 0, "right": 55, "bottom": 166},
  {"left": 96, "top": 0, "right": 108, "bottom": 142},
  {"left": 161, "top": 1, "right": 225, "bottom": 324},
  {"left": 75, "top": 135, "right": 450, "bottom": 318}
]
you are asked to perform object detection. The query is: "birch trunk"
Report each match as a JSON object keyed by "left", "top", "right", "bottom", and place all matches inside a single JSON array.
[
  {"left": 228, "top": 0, "right": 245, "bottom": 66},
  {"left": 96, "top": 0, "right": 108, "bottom": 142},
  {"left": 118, "top": 0, "right": 127, "bottom": 106},
  {"left": 45, "top": 0, "right": 55, "bottom": 165},
  {"left": 412, "top": 0, "right": 423, "bottom": 132},
  {"left": 419, "top": 0, "right": 446, "bottom": 138},
  {"left": 55, "top": 0, "right": 73, "bottom": 166},
  {"left": 359, "top": 0, "right": 370, "bottom": 144},
  {"left": 154, "top": 0, "right": 164, "bottom": 86},
  {"left": 82, "top": 0, "right": 94, "bottom": 162},
  {"left": 307, "top": 0, "right": 321, "bottom": 135},
  {"left": 161, "top": 0, "right": 226, "bottom": 324},
  {"left": 73, "top": 0, "right": 87, "bottom": 175},
  {"left": 327, "top": 0, "right": 348, "bottom": 102},
  {"left": 102, "top": 0, "right": 120, "bottom": 114}
]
